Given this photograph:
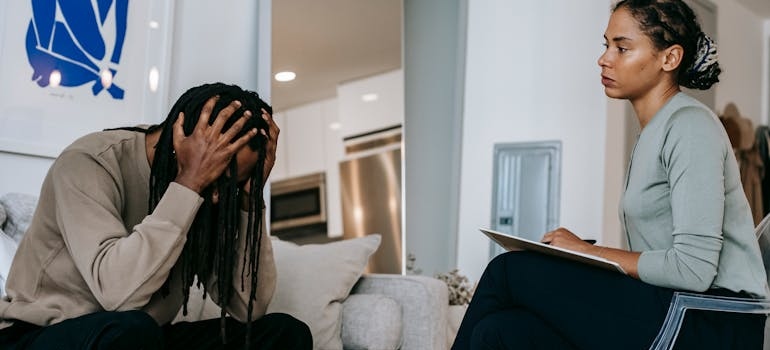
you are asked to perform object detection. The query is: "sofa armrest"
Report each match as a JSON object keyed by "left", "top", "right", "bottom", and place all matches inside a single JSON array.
[{"left": 350, "top": 274, "right": 448, "bottom": 350}]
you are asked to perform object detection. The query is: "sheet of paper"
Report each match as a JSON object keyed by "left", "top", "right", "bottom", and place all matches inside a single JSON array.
[{"left": 480, "top": 228, "right": 627, "bottom": 275}]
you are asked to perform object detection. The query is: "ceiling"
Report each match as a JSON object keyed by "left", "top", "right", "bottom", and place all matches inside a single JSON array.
[{"left": 271, "top": 0, "right": 402, "bottom": 112}]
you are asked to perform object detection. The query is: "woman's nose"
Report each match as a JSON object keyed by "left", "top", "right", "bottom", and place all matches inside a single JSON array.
[{"left": 597, "top": 52, "right": 608, "bottom": 67}]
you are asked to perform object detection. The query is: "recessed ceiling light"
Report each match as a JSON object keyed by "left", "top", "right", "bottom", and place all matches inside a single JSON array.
[
  {"left": 361, "top": 93, "right": 378, "bottom": 102},
  {"left": 274, "top": 71, "right": 296, "bottom": 82},
  {"left": 329, "top": 122, "right": 342, "bottom": 130}
]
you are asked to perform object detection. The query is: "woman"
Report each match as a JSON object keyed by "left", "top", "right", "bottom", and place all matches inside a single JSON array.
[{"left": 452, "top": 1, "right": 767, "bottom": 349}]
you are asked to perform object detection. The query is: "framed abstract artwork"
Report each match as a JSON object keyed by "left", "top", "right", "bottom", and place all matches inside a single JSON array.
[{"left": 0, "top": 0, "right": 175, "bottom": 158}]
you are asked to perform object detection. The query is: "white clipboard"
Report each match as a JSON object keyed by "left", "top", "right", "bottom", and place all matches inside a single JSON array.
[{"left": 480, "top": 228, "right": 627, "bottom": 275}]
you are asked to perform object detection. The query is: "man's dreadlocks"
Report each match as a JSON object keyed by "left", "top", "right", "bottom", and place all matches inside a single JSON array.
[{"left": 118, "top": 82, "right": 271, "bottom": 346}]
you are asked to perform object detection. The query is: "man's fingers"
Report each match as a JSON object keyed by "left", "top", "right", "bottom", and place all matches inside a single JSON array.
[
  {"left": 261, "top": 109, "right": 280, "bottom": 137},
  {"left": 261, "top": 108, "right": 271, "bottom": 122},
  {"left": 211, "top": 100, "right": 242, "bottom": 136},
  {"left": 227, "top": 127, "right": 258, "bottom": 153},
  {"left": 196, "top": 95, "right": 219, "bottom": 133},
  {"left": 172, "top": 112, "right": 185, "bottom": 150},
  {"left": 220, "top": 110, "right": 251, "bottom": 145}
]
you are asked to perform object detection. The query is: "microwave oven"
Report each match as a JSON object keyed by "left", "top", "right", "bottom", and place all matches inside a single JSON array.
[{"left": 270, "top": 172, "right": 327, "bottom": 236}]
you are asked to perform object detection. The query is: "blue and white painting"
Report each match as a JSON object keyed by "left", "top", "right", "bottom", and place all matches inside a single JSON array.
[{"left": 25, "top": 0, "right": 128, "bottom": 99}]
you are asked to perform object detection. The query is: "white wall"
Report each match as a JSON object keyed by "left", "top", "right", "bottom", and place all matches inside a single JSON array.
[
  {"left": 168, "top": 1, "right": 262, "bottom": 108},
  {"left": 457, "top": 0, "right": 612, "bottom": 281},
  {"left": 0, "top": 0, "right": 264, "bottom": 196},
  {"left": 0, "top": 153, "right": 53, "bottom": 196},
  {"left": 763, "top": 19, "right": 770, "bottom": 124},
  {"left": 602, "top": 99, "right": 633, "bottom": 250},
  {"left": 403, "top": 0, "right": 466, "bottom": 276},
  {"left": 713, "top": 0, "right": 766, "bottom": 124}
]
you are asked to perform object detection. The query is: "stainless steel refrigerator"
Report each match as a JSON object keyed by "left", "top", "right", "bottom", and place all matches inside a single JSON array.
[{"left": 339, "top": 128, "right": 402, "bottom": 274}]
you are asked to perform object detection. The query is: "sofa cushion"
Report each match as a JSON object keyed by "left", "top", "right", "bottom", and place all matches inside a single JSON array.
[
  {"left": 0, "top": 193, "right": 38, "bottom": 243},
  {"left": 266, "top": 234, "right": 381, "bottom": 350},
  {"left": 172, "top": 277, "right": 222, "bottom": 324},
  {"left": 0, "top": 231, "right": 19, "bottom": 297},
  {"left": 341, "top": 293, "right": 402, "bottom": 350},
  {"left": 0, "top": 193, "right": 35, "bottom": 297},
  {"left": 0, "top": 199, "right": 6, "bottom": 227}
]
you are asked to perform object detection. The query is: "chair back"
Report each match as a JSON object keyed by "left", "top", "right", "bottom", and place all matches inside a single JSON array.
[{"left": 753, "top": 213, "right": 770, "bottom": 288}]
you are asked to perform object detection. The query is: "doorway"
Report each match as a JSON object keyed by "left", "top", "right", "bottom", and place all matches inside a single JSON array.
[{"left": 490, "top": 141, "right": 562, "bottom": 258}]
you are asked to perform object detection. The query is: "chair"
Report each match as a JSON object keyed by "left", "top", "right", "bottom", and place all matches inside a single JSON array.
[{"left": 649, "top": 213, "right": 770, "bottom": 350}]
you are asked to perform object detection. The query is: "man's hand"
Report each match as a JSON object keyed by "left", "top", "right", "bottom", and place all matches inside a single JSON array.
[
  {"left": 260, "top": 108, "right": 280, "bottom": 184},
  {"left": 173, "top": 96, "right": 257, "bottom": 193}
]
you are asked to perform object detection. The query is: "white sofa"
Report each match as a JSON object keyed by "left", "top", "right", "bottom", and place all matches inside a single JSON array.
[{"left": 0, "top": 192, "right": 449, "bottom": 349}]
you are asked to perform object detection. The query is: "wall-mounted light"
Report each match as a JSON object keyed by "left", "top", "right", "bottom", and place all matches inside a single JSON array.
[
  {"left": 148, "top": 67, "right": 159, "bottom": 92},
  {"left": 100, "top": 69, "right": 113, "bottom": 89},
  {"left": 361, "top": 93, "right": 378, "bottom": 102},
  {"left": 49, "top": 70, "right": 61, "bottom": 87},
  {"left": 274, "top": 71, "right": 296, "bottom": 82}
]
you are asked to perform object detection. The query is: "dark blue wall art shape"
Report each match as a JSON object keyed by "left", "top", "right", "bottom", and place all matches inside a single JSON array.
[{"left": 25, "top": 0, "right": 128, "bottom": 99}]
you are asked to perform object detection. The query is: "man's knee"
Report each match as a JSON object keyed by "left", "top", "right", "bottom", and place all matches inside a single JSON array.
[
  {"left": 98, "top": 310, "right": 161, "bottom": 349},
  {"left": 256, "top": 313, "right": 312, "bottom": 348},
  {"left": 261, "top": 313, "right": 310, "bottom": 334}
]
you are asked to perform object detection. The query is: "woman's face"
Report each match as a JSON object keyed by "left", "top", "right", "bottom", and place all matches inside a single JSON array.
[{"left": 598, "top": 8, "right": 665, "bottom": 100}]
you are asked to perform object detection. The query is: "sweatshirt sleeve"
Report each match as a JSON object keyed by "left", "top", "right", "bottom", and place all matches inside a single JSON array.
[
  {"left": 206, "top": 209, "right": 276, "bottom": 322},
  {"left": 52, "top": 151, "right": 203, "bottom": 311},
  {"left": 637, "top": 107, "right": 725, "bottom": 291}
]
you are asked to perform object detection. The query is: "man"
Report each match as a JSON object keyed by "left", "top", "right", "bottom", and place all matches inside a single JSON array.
[{"left": 0, "top": 83, "right": 312, "bottom": 349}]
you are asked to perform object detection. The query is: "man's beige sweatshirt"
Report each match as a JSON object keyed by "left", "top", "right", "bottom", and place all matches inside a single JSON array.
[{"left": 0, "top": 129, "right": 276, "bottom": 328}]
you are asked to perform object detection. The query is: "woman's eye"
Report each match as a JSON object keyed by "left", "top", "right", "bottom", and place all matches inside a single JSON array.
[{"left": 617, "top": 47, "right": 628, "bottom": 53}]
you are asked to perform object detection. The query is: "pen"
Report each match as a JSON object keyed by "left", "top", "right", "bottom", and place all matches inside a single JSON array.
[{"left": 543, "top": 239, "right": 596, "bottom": 245}]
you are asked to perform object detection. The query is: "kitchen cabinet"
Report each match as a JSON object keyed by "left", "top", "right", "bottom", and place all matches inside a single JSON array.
[
  {"left": 337, "top": 69, "right": 404, "bottom": 138},
  {"left": 272, "top": 99, "right": 337, "bottom": 181}
]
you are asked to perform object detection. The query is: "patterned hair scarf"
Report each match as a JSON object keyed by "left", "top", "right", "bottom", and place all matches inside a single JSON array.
[{"left": 687, "top": 32, "right": 718, "bottom": 75}]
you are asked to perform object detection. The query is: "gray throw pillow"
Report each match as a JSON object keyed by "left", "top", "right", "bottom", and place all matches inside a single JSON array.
[{"left": 341, "top": 294, "right": 402, "bottom": 350}]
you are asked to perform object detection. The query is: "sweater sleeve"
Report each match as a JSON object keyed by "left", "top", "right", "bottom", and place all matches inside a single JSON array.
[
  {"left": 637, "top": 107, "right": 725, "bottom": 291},
  {"left": 206, "top": 209, "right": 276, "bottom": 322},
  {"left": 52, "top": 151, "right": 203, "bottom": 311}
]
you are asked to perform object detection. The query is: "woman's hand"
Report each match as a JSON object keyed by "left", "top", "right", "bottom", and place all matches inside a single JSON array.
[
  {"left": 173, "top": 96, "right": 257, "bottom": 193},
  {"left": 542, "top": 227, "right": 641, "bottom": 278},
  {"left": 260, "top": 108, "right": 280, "bottom": 184},
  {"left": 541, "top": 227, "right": 597, "bottom": 254}
]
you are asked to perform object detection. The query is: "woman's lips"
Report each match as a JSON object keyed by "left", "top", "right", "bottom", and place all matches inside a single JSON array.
[{"left": 601, "top": 75, "right": 614, "bottom": 86}]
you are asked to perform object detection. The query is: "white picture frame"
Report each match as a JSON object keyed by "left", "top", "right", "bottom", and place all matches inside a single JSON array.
[{"left": 0, "top": 0, "right": 174, "bottom": 158}]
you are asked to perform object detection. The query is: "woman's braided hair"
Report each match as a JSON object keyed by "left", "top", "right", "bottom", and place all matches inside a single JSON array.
[{"left": 614, "top": 0, "right": 721, "bottom": 90}]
